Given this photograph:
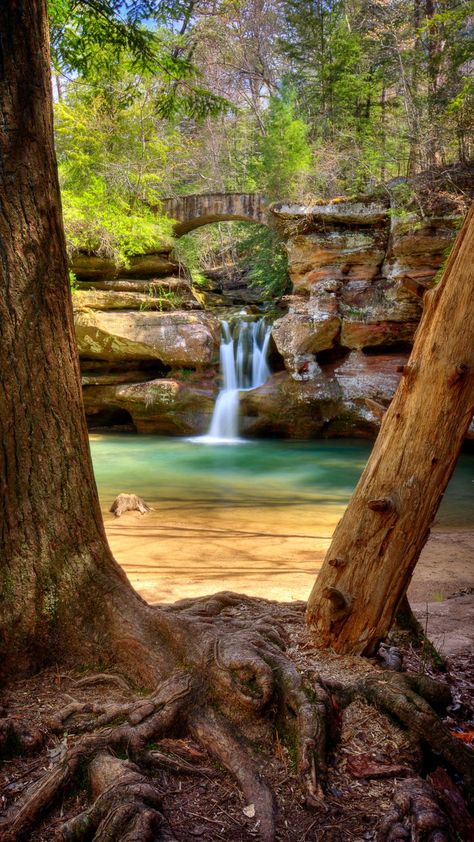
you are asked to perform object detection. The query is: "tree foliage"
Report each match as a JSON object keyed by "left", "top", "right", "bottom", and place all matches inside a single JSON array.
[
  {"left": 55, "top": 55, "right": 178, "bottom": 263},
  {"left": 236, "top": 224, "right": 290, "bottom": 298},
  {"left": 280, "top": 0, "right": 474, "bottom": 187},
  {"left": 52, "top": 0, "right": 473, "bottom": 278},
  {"left": 252, "top": 84, "right": 312, "bottom": 200}
]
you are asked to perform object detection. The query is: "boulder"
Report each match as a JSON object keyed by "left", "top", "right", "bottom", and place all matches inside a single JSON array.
[
  {"left": 240, "top": 370, "right": 341, "bottom": 438},
  {"left": 272, "top": 296, "right": 341, "bottom": 377},
  {"left": 84, "top": 377, "right": 216, "bottom": 436},
  {"left": 323, "top": 350, "right": 408, "bottom": 436},
  {"left": 74, "top": 310, "right": 220, "bottom": 366},
  {"left": 240, "top": 351, "right": 409, "bottom": 439},
  {"left": 121, "top": 253, "right": 178, "bottom": 278},
  {"left": 70, "top": 255, "right": 118, "bottom": 280},
  {"left": 332, "top": 349, "right": 407, "bottom": 402}
]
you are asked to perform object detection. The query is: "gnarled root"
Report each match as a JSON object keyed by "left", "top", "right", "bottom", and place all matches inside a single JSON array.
[
  {"left": 1, "top": 596, "right": 469, "bottom": 842},
  {"left": 60, "top": 752, "right": 176, "bottom": 841},
  {"left": 190, "top": 707, "right": 276, "bottom": 842},
  {"left": 325, "top": 670, "right": 474, "bottom": 806},
  {"left": 379, "top": 778, "right": 449, "bottom": 841},
  {"left": 0, "top": 672, "right": 192, "bottom": 841},
  {"left": 0, "top": 718, "right": 45, "bottom": 758}
]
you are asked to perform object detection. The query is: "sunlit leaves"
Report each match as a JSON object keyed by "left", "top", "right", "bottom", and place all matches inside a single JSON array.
[
  {"left": 49, "top": 0, "right": 229, "bottom": 120},
  {"left": 155, "top": 86, "right": 232, "bottom": 119},
  {"left": 252, "top": 84, "right": 312, "bottom": 200}
]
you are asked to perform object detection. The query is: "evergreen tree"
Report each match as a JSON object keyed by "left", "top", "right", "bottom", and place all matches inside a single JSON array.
[{"left": 253, "top": 84, "right": 312, "bottom": 199}]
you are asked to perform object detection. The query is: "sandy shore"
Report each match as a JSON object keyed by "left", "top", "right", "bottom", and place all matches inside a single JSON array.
[
  {"left": 105, "top": 501, "right": 472, "bottom": 606},
  {"left": 105, "top": 501, "right": 474, "bottom": 658},
  {"left": 105, "top": 501, "right": 343, "bottom": 605}
]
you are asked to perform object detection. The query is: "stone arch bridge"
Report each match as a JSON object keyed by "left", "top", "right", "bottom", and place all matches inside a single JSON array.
[{"left": 160, "top": 193, "right": 267, "bottom": 236}]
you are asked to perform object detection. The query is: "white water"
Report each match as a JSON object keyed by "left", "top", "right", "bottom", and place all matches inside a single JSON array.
[{"left": 195, "top": 318, "right": 272, "bottom": 444}]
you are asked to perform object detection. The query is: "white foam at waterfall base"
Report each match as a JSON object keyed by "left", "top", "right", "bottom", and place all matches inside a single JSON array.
[{"left": 190, "top": 318, "right": 271, "bottom": 445}]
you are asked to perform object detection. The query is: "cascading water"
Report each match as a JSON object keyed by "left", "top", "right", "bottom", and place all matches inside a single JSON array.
[{"left": 196, "top": 317, "right": 272, "bottom": 444}]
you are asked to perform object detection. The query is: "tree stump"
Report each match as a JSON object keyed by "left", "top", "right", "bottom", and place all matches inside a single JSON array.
[{"left": 110, "top": 494, "right": 153, "bottom": 517}]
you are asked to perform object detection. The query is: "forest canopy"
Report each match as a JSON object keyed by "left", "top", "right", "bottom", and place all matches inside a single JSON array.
[{"left": 52, "top": 0, "right": 474, "bottom": 274}]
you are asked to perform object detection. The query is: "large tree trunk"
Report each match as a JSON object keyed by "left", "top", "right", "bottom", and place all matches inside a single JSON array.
[
  {"left": 0, "top": 0, "right": 148, "bottom": 679},
  {"left": 306, "top": 205, "right": 474, "bottom": 655}
]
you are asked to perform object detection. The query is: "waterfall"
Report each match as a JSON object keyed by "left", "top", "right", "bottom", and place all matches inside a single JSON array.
[{"left": 196, "top": 317, "right": 271, "bottom": 444}]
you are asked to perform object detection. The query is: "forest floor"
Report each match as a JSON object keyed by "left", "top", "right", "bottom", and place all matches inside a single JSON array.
[
  {"left": 1, "top": 598, "right": 473, "bottom": 842},
  {"left": 1, "top": 526, "right": 472, "bottom": 841}
]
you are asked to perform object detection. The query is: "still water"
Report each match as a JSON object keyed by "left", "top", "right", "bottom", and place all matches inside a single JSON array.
[{"left": 90, "top": 435, "right": 474, "bottom": 529}]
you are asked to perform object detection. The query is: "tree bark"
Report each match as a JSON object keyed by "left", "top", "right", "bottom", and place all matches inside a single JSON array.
[
  {"left": 306, "top": 205, "right": 474, "bottom": 655},
  {"left": 0, "top": 0, "right": 148, "bottom": 678}
]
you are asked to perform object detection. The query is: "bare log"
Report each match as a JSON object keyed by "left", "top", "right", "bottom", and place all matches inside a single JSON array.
[{"left": 307, "top": 205, "right": 474, "bottom": 655}]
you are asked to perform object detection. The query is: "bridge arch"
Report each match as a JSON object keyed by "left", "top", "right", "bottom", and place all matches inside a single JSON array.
[{"left": 161, "top": 192, "right": 267, "bottom": 236}]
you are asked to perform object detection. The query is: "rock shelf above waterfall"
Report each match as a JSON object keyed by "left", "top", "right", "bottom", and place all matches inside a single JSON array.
[{"left": 75, "top": 310, "right": 220, "bottom": 366}]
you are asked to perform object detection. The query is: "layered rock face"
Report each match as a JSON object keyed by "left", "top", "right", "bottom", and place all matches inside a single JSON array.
[
  {"left": 71, "top": 251, "right": 177, "bottom": 280},
  {"left": 83, "top": 376, "right": 216, "bottom": 436},
  {"left": 240, "top": 177, "right": 472, "bottom": 438},
  {"left": 270, "top": 198, "right": 418, "bottom": 375},
  {"left": 75, "top": 310, "right": 219, "bottom": 367},
  {"left": 73, "top": 261, "right": 221, "bottom": 434}
]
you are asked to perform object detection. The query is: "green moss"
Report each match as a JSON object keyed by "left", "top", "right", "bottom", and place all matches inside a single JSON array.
[
  {"left": 276, "top": 720, "right": 298, "bottom": 770},
  {"left": 303, "top": 685, "right": 317, "bottom": 704}
]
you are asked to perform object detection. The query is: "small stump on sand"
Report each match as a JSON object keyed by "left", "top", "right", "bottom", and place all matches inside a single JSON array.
[{"left": 110, "top": 493, "right": 152, "bottom": 518}]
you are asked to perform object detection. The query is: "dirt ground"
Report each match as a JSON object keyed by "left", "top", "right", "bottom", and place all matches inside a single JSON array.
[
  {"left": 105, "top": 504, "right": 474, "bottom": 660},
  {"left": 1, "top": 601, "right": 473, "bottom": 842}
]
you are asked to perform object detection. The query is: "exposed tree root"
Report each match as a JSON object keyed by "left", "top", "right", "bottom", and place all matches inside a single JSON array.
[
  {"left": 1, "top": 595, "right": 472, "bottom": 841},
  {"left": 61, "top": 752, "right": 176, "bottom": 841},
  {"left": 0, "top": 718, "right": 45, "bottom": 758},
  {"left": 325, "top": 671, "right": 474, "bottom": 805},
  {"left": 72, "top": 674, "right": 132, "bottom": 693},
  {"left": 190, "top": 707, "right": 276, "bottom": 842},
  {"left": 379, "top": 778, "right": 449, "bottom": 841}
]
